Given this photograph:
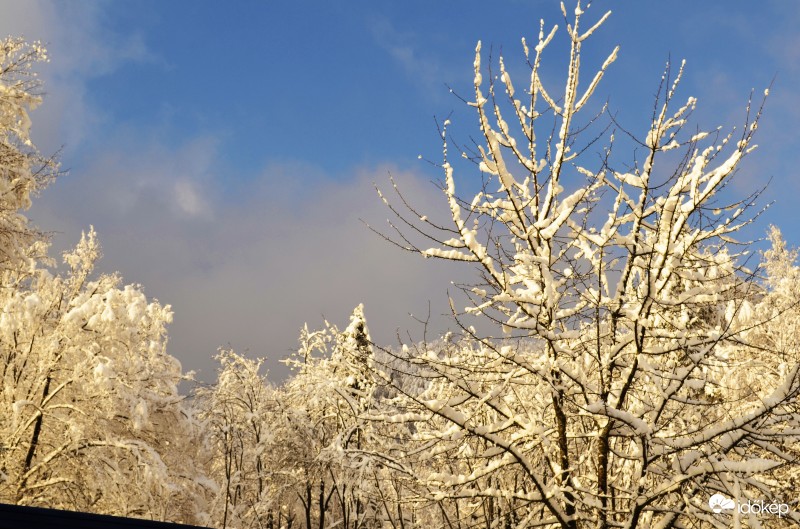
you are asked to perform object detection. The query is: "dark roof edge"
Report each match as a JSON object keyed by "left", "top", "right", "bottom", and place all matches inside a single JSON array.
[{"left": 0, "top": 502, "right": 211, "bottom": 529}]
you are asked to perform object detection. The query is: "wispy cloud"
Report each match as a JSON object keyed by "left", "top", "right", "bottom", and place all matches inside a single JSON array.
[{"left": 368, "top": 15, "right": 450, "bottom": 97}]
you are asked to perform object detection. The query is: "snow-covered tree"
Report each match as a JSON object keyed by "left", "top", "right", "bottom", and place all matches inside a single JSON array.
[
  {"left": 0, "top": 230, "right": 211, "bottom": 522},
  {"left": 0, "top": 37, "right": 55, "bottom": 267},
  {"left": 0, "top": 37, "right": 211, "bottom": 524},
  {"left": 276, "top": 307, "right": 389, "bottom": 529},
  {"left": 740, "top": 227, "right": 800, "bottom": 527},
  {"left": 198, "top": 306, "right": 423, "bottom": 529},
  {"left": 371, "top": 3, "right": 800, "bottom": 528},
  {"left": 198, "top": 349, "right": 279, "bottom": 529},
  {"left": 753, "top": 226, "right": 800, "bottom": 357}
]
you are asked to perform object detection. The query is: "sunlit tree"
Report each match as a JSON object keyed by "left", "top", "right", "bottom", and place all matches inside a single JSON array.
[
  {"left": 0, "top": 37, "right": 211, "bottom": 525},
  {"left": 370, "top": 3, "right": 800, "bottom": 528}
]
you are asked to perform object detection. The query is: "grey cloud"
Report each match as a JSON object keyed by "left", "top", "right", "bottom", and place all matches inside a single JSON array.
[{"left": 31, "top": 139, "right": 473, "bottom": 383}]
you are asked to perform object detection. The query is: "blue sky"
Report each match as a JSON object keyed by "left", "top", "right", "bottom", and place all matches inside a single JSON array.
[{"left": 1, "top": 1, "right": 798, "bottom": 381}]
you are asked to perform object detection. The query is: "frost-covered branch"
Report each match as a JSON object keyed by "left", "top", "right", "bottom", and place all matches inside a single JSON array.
[{"left": 371, "top": 2, "right": 797, "bottom": 528}]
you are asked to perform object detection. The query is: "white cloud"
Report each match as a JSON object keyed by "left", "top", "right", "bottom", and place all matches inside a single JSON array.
[
  {"left": 0, "top": 1, "right": 153, "bottom": 153},
  {"left": 31, "top": 135, "right": 470, "bottom": 382},
  {"left": 174, "top": 179, "right": 207, "bottom": 217}
]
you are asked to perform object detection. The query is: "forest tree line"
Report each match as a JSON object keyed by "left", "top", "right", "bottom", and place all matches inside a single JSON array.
[{"left": 2, "top": 4, "right": 800, "bottom": 528}]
